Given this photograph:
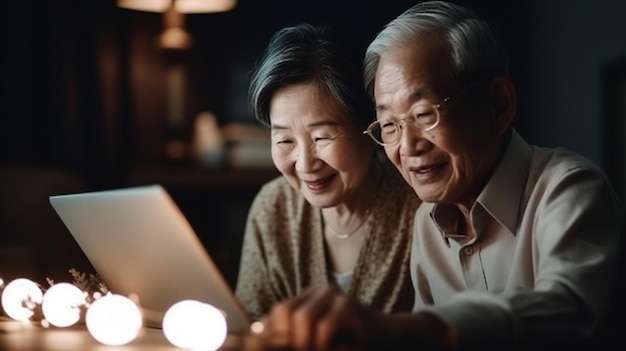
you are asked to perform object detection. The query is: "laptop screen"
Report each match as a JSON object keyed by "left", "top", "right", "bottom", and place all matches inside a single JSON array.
[{"left": 49, "top": 184, "right": 251, "bottom": 334}]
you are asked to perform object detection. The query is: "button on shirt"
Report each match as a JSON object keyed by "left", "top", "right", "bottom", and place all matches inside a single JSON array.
[{"left": 410, "top": 130, "right": 624, "bottom": 347}]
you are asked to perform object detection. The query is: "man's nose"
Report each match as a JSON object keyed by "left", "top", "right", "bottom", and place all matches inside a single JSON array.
[{"left": 398, "top": 124, "right": 428, "bottom": 156}]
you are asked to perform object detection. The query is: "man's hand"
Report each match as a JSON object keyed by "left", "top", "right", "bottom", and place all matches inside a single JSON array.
[{"left": 256, "top": 286, "right": 386, "bottom": 350}]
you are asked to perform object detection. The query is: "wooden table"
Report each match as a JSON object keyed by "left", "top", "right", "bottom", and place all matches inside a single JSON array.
[{"left": 0, "top": 317, "right": 264, "bottom": 350}]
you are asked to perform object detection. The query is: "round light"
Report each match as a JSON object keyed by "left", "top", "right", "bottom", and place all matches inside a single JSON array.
[
  {"left": 250, "top": 321, "right": 264, "bottom": 334},
  {"left": 162, "top": 300, "right": 227, "bottom": 351},
  {"left": 41, "top": 282, "right": 86, "bottom": 327},
  {"left": 85, "top": 293, "right": 143, "bottom": 346},
  {"left": 1, "top": 278, "right": 43, "bottom": 321}
]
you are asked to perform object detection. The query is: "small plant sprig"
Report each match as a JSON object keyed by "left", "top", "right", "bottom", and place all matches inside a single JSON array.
[
  {"left": 46, "top": 268, "right": 109, "bottom": 303},
  {"left": 46, "top": 269, "right": 107, "bottom": 294},
  {"left": 68, "top": 268, "right": 109, "bottom": 297}
]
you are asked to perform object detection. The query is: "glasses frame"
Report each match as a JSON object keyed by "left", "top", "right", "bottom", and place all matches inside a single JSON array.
[{"left": 363, "top": 79, "right": 485, "bottom": 146}]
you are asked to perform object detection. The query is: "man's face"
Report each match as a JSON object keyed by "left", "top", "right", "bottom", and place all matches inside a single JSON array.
[{"left": 373, "top": 36, "right": 503, "bottom": 209}]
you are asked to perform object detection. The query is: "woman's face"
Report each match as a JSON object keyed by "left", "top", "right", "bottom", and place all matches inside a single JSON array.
[{"left": 269, "top": 82, "right": 376, "bottom": 208}]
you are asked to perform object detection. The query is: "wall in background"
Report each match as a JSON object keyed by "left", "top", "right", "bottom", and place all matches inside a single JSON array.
[
  {"left": 514, "top": 0, "right": 626, "bottom": 171},
  {"left": 2, "top": 0, "right": 625, "bottom": 285},
  {"left": 4, "top": 1, "right": 624, "bottom": 181}
]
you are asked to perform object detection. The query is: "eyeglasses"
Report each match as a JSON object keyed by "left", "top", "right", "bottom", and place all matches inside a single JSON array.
[{"left": 363, "top": 80, "right": 483, "bottom": 146}]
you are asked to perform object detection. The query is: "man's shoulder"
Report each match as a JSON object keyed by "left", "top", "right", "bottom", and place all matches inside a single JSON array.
[
  {"left": 522, "top": 145, "right": 619, "bottom": 210},
  {"left": 529, "top": 145, "right": 605, "bottom": 178}
]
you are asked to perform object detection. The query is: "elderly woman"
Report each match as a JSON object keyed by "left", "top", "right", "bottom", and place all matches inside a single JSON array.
[{"left": 235, "top": 23, "right": 421, "bottom": 320}]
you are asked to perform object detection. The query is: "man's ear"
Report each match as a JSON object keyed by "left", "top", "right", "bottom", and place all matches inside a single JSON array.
[{"left": 490, "top": 76, "right": 516, "bottom": 134}]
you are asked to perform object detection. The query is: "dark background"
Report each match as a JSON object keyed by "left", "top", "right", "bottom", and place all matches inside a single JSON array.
[
  {"left": 1, "top": 0, "right": 625, "bottom": 286},
  {"left": 3, "top": 0, "right": 626, "bottom": 187}
]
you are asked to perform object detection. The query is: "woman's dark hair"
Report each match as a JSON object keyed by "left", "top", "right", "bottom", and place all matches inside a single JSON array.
[{"left": 249, "top": 23, "right": 374, "bottom": 129}]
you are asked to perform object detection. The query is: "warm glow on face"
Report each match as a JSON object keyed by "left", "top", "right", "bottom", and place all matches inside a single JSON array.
[
  {"left": 1, "top": 278, "right": 43, "bottom": 322},
  {"left": 41, "top": 283, "right": 86, "bottom": 327},
  {"left": 162, "top": 299, "right": 227, "bottom": 351},
  {"left": 85, "top": 293, "right": 143, "bottom": 346}
]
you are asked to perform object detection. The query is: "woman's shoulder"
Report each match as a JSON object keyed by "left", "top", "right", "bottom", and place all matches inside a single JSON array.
[
  {"left": 256, "top": 176, "right": 298, "bottom": 201},
  {"left": 246, "top": 175, "right": 319, "bottom": 243},
  {"left": 258, "top": 175, "right": 292, "bottom": 192},
  {"left": 251, "top": 175, "right": 309, "bottom": 213},
  {"left": 375, "top": 159, "right": 422, "bottom": 219}
]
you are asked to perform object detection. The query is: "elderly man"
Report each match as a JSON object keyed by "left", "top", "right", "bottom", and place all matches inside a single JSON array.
[{"left": 256, "top": 1, "right": 624, "bottom": 350}]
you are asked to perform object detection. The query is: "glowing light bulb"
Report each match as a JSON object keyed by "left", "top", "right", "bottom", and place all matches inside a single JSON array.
[
  {"left": 85, "top": 293, "right": 143, "bottom": 346},
  {"left": 162, "top": 300, "right": 227, "bottom": 351},
  {"left": 41, "top": 282, "right": 86, "bottom": 327},
  {"left": 250, "top": 321, "right": 264, "bottom": 334},
  {"left": 1, "top": 278, "right": 43, "bottom": 321}
]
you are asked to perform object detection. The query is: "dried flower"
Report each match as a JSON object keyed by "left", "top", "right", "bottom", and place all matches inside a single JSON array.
[{"left": 68, "top": 268, "right": 109, "bottom": 296}]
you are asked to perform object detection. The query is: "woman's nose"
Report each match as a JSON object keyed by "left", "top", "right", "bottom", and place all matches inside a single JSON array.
[{"left": 295, "top": 145, "right": 320, "bottom": 172}]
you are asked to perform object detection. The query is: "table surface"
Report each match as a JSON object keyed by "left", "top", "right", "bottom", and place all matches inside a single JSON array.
[{"left": 0, "top": 318, "right": 265, "bottom": 351}]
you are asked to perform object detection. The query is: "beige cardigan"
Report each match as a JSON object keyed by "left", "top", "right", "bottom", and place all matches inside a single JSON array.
[{"left": 235, "top": 160, "right": 421, "bottom": 320}]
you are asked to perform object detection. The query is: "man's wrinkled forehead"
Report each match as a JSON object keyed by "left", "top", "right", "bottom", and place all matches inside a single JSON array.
[{"left": 373, "top": 39, "right": 455, "bottom": 106}]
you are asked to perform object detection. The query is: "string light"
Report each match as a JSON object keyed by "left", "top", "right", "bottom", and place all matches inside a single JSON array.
[
  {"left": 85, "top": 293, "right": 143, "bottom": 346},
  {"left": 1, "top": 278, "right": 43, "bottom": 322},
  {"left": 41, "top": 282, "right": 86, "bottom": 327},
  {"left": 162, "top": 299, "right": 227, "bottom": 351},
  {"left": 1, "top": 275, "right": 235, "bottom": 348}
]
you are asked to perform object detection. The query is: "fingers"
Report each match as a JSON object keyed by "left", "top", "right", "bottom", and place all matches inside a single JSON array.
[
  {"left": 259, "top": 286, "right": 369, "bottom": 351},
  {"left": 291, "top": 287, "right": 341, "bottom": 350},
  {"left": 260, "top": 287, "right": 325, "bottom": 349},
  {"left": 314, "top": 292, "right": 368, "bottom": 351}
]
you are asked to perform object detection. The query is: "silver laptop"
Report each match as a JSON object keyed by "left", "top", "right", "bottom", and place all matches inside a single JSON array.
[{"left": 49, "top": 184, "right": 252, "bottom": 334}]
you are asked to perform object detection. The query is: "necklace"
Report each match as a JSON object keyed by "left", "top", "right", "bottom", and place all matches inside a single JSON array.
[
  {"left": 323, "top": 161, "right": 381, "bottom": 239},
  {"left": 323, "top": 209, "right": 372, "bottom": 240}
]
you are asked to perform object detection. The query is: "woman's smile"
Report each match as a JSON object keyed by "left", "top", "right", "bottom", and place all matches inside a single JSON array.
[{"left": 303, "top": 174, "right": 337, "bottom": 191}]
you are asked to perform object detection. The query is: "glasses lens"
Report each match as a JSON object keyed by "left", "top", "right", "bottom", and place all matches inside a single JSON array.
[
  {"left": 368, "top": 121, "right": 399, "bottom": 146},
  {"left": 367, "top": 104, "right": 439, "bottom": 146},
  {"left": 410, "top": 104, "right": 439, "bottom": 129}
]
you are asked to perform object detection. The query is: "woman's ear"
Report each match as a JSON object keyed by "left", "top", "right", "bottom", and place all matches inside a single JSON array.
[{"left": 490, "top": 76, "right": 516, "bottom": 134}]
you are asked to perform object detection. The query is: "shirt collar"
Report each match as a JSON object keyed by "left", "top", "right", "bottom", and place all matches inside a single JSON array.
[{"left": 431, "top": 129, "right": 532, "bottom": 238}]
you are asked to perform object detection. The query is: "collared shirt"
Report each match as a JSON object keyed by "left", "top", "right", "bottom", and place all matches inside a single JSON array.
[{"left": 410, "top": 130, "right": 624, "bottom": 347}]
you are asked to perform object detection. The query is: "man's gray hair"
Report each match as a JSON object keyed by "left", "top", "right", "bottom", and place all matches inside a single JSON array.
[{"left": 364, "top": 0, "right": 509, "bottom": 98}]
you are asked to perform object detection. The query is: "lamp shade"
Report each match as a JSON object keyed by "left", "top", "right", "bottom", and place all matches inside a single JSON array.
[{"left": 118, "top": 0, "right": 236, "bottom": 13}]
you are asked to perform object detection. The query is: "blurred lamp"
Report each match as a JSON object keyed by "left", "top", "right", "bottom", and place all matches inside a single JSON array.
[
  {"left": 118, "top": 0, "right": 236, "bottom": 13},
  {"left": 117, "top": 0, "right": 236, "bottom": 160},
  {"left": 118, "top": 0, "right": 237, "bottom": 50}
]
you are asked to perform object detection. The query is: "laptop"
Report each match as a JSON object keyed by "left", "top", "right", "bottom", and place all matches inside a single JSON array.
[{"left": 49, "top": 184, "right": 252, "bottom": 334}]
